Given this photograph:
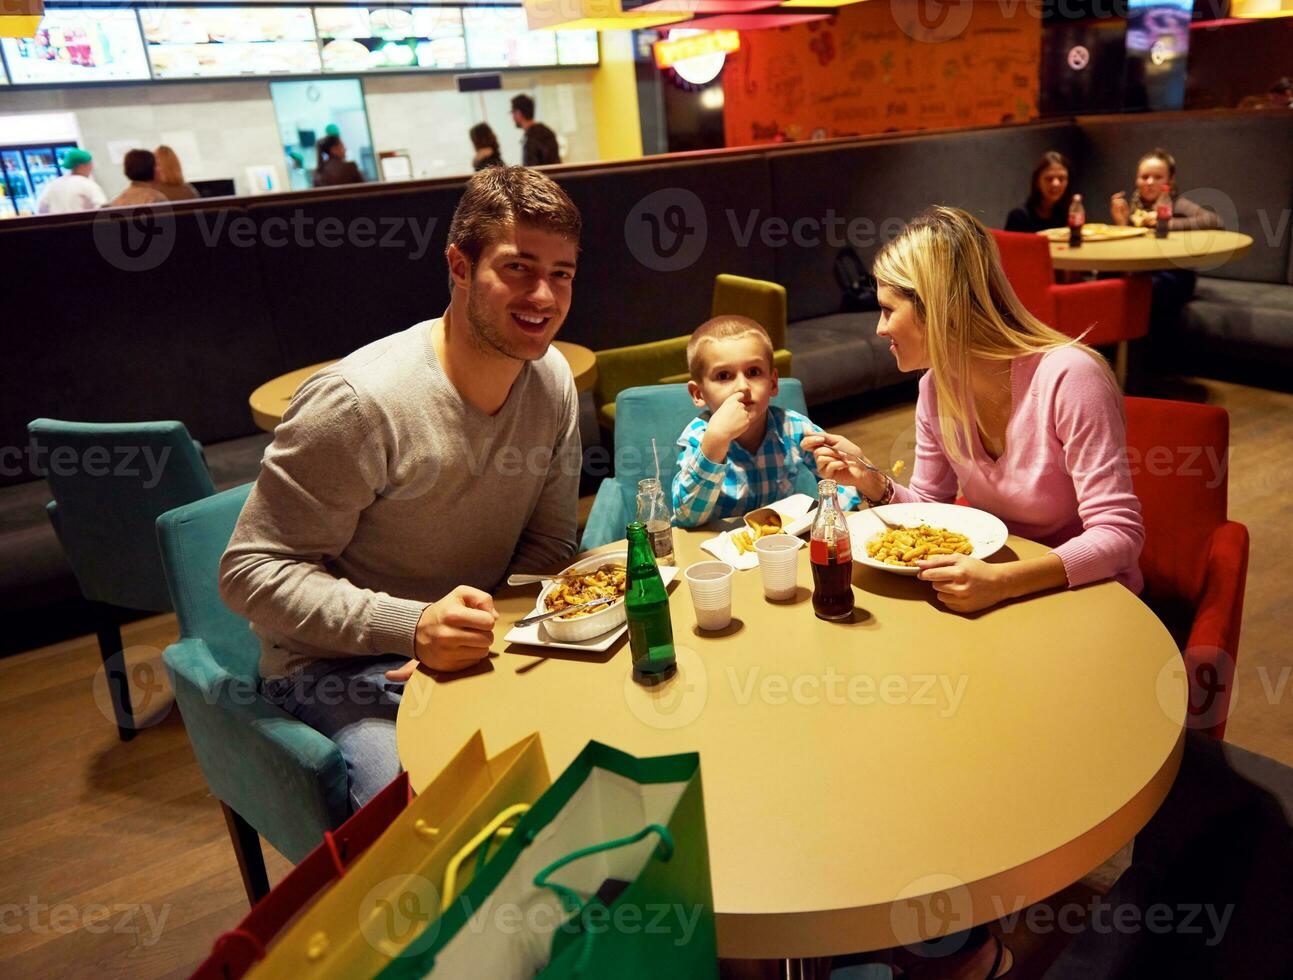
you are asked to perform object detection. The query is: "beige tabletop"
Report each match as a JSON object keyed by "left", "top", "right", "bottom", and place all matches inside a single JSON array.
[
  {"left": 1048, "top": 228, "right": 1252, "bottom": 272},
  {"left": 247, "top": 341, "right": 599, "bottom": 431},
  {"left": 397, "top": 528, "right": 1185, "bottom": 960}
]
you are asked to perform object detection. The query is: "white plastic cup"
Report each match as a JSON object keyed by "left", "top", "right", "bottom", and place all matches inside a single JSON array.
[
  {"left": 754, "top": 534, "right": 803, "bottom": 601},
  {"left": 683, "top": 560, "right": 734, "bottom": 631}
]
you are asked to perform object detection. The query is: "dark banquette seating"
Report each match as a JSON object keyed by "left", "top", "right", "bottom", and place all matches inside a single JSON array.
[{"left": 2, "top": 111, "right": 1290, "bottom": 652}]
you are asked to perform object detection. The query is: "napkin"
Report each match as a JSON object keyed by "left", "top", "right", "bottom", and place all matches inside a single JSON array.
[{"left": 700, "top": 530, "right": 761, "bottom": 571}]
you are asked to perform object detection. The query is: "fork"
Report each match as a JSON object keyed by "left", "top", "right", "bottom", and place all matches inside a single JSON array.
[{"left": 826, "top": 449, "right": 906, "bottom": 529}]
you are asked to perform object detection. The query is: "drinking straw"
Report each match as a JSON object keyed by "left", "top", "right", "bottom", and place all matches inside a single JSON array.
[{"left": 652, "top": 438, "right": 661, "bottom": 485}]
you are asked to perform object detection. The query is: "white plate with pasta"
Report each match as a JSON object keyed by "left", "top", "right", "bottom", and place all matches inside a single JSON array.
[{"left": 846, "top": 503, "right": 1009, "bottom": 576}]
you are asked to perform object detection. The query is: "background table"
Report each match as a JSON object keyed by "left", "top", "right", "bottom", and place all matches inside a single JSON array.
[
  {"left": 248, "top": 340, "right": 598, "bottom": 432},
  {"left": 397, "top": 527, "right": 1185, "bottom": 961},
  {"left": 1048, "top": 229, "right": 1253, "bottom": 273}
]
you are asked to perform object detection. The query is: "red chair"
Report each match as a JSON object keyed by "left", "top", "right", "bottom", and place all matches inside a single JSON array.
[
  {"left": 1125, "top": 397, "right": 1249, "bottom": 739},
  {"left": 991, "top": 230, "right": 1151, "bottom": 386}
]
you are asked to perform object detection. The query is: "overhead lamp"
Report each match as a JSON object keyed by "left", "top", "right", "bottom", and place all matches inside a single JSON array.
[
  {"left": 523, "top": 0, "right": 692, "bottom": 30},
  {"left": 1228, "top": 0, "right": 1293, "bottom": 15},
  {"left": 0, "top": 0, "right": 42, "bottom": 39},
  {"left": 778, "top": 0, "right": 872, "bottom": 7}
]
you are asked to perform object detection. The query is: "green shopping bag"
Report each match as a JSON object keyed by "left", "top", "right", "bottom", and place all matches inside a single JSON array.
[{"left": 377, "top": 741, "right": 718, "bottom": 980}]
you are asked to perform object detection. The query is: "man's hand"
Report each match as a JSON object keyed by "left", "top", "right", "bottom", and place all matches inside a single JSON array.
[
  {"left": 916, "top": 554, "right": 1009, "bottom": 613},
  {"left": 800, "top": 432, "right": 887, "bottom": 501},
  {"left": 384, "top": 658, "right": 419, "bottom": 683},
  {"left": 413, "top": 585, "right": 498, "bottom": 673},
  {"left": 1110, "top": 192, "right": 1130, "bottom": 226}
]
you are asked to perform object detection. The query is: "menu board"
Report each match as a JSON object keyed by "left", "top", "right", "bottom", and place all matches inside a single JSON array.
[
  {"left": 0, "top": 10, "right": 152, "bottom": 85},
  {"left": 556, "top": 32, "right": 599, "bottom": 67},
  {"left": 315, "top": 6, "right": 467, "bottom": 73},
  {"left": 463, "top": 7, "right": 558, "bottom": 69},
  {"left": 140, "top": 7, "right": 321, "bottom": 79}
]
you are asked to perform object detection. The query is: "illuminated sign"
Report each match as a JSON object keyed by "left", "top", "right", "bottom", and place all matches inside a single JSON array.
[{"left": 653, "top": 29, "right": 738, "bottom": 70}]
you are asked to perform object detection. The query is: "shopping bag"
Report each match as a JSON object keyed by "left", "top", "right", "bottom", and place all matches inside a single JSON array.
[
  {"left": 191, "top": 770, "right": 413, "bottom": 980},
  {"left": 377, "top": 741, "right": 719, "bottom": 980},
  {"left": 242, "top": 731, "right": 549, "bottom": 979}
]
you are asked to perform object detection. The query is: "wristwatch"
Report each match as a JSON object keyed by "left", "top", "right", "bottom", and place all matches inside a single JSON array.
[{"left": 863, "top": 475, "right": 895, "bottom": 508}]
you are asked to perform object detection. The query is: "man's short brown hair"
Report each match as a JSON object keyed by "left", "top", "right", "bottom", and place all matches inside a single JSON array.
[
  {"left": 687, "top": 316, "right": 775, "bottom": 382},
  {"left": 447, "top": 165, "right": 581, "bottom": 271}
]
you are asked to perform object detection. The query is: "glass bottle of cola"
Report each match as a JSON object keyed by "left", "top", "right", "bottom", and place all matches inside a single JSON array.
[{"left": 810, "top": 480, "right": 855, "bottom": 621}]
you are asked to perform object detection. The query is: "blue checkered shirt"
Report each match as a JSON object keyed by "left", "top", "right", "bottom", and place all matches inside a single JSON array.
[{"left": 671, "top": 406, "right": 861, "bottom": 526}]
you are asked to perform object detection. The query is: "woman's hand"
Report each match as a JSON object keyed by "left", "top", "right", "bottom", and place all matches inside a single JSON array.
[
  {"left": 916, "top": 554, "right": 1009, "bottom": 613},
  {"left": 1110, "top": 192, "right": 1130, "bottom": 226},
  {"left": 800, "top": 432, "right": 887, "bottom": 501}
]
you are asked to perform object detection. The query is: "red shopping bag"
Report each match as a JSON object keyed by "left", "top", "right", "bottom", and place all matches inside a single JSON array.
[{"left": 191, "top": 772, "right": 412, "bottom": 980}]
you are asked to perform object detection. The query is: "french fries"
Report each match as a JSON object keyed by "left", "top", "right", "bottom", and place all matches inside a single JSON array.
[
  {"left": 543, "top": 565, "right": 627, "bottom": 619},
  {"left": 732, "top": 516, "right": 782, "bottom": 555},
  {"left": 866, "top": 524, "right": 972, "bottom": 567}
]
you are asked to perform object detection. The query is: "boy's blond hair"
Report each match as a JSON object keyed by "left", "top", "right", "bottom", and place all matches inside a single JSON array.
[{"left": 686, "top": 316, "right": 775, "bottom": 382}]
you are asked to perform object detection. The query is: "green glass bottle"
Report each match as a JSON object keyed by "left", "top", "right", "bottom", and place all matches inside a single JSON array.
[{"left": 625, "top": 522, "right": 676, "bottom": 675}]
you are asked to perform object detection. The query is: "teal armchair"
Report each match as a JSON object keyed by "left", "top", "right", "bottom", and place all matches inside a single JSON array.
[
  {"left": 156, "top": 484, "right": 350, "bottom": 904},
  {"left": 581, "top": 379, "right": 815, "bottom": 550},
  {"left": 28, "top": 418, "right": 216, "bottom": 741}
]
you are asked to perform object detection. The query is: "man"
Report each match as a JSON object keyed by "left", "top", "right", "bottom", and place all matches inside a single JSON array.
[
  {"left": 108, "top": 149, "right": 167, "bottom": 208},
  {"left": 36, "top": 148, "right": 107, "bottom": 214},
  {"left": 220, "top": 166, "right": 582, "bottom": 807},
  {"left": 511, "top": 93, "right": 562, "bottom": 167}
]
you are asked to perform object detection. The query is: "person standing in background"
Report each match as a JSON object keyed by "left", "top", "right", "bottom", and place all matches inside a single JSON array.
[
  {"left": 511, "top": 94, "right": 561, "bottom": 167},
  {"left": 470, "top": 123, "right": 505, "bottom": 171},
  {"left": 108, "top": 150, "right": 167, "bottom": 208},
  {"left": 153, "top": 145, "right": 199, "bottom": 202},
  {"left": 313, "top": 135, "right": 364, "bottom": 187},
  {"left": 35, "top": 148, "right": 107, "bottom": 214}
]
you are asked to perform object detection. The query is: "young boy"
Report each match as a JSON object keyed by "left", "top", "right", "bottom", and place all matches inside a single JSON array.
[{"left": 672, "top": 316, "right": 860, "bottom": 526}]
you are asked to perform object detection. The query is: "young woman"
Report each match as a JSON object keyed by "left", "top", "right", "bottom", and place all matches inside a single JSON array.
[
  {"left": 804, "top": 206, "right": 1144, "bottom": 618},
  {"left": 1004, "top": 150, "right": 1073, "bottom": 233},
  {"left": 313, "top": 135, "right": 364, "bottom": 187},
  {"left": 1110, "top": 148, "right": 1221, "bottom": 373},
  {"left": 152, "top": 144, "right": 199, "bottom": 202},
  {"left": 469, "top": 123, "right": 504, "bottom": 171},
  {"left": 1110, "top": 148, "right": 1220, "bottom": 232}
]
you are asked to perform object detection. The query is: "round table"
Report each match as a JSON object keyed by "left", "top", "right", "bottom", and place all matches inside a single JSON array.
[
  {"left": 397, "top": 528, "right": 1185, "bottom": 961},
  {"left": 247, "top": 340, "right": 599, "bottom": 432},
  {"left": 1048, "top": 228, "right": 1253, "bottom": 273}
]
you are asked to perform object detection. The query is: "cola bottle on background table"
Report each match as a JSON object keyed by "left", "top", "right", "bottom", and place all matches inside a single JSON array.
[
  {"left": 1068, "top": 194, "right": 1085, "bottom": 248},
  {"left": 810, "top": 480, "right": 855, "bottom": 621}
]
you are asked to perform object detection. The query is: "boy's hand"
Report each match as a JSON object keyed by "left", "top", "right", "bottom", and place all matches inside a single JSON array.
[{"left": 708, "top": 393, "right": 756, "bottom": 444}]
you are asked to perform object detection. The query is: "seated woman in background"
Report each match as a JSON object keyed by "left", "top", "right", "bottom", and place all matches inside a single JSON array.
[
  {"left": 1004, "top": 150, "right": 1073, "bottom": 233},
  {"left": 313, "top": 135, "right": 364, "bottom": 187},
  {"left": 1110, "top": 148, "right": 1222, "bottom": 374},
  {"left": 152, "top": 144, "right": 199, "bottom": 202},
  {"left": 806, "top": 206, "right": 1144, "bottom": 620},
  {"left": 470, "top": 123, "right": 504, "bottom": 171}
]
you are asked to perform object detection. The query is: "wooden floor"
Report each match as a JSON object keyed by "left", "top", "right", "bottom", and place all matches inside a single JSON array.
[{"left": 1, "top": 376, "right": 1288, "bottom": 980}]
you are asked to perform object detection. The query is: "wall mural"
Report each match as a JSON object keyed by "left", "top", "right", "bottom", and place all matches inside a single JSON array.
[{"left": 723, "top": 0, "right": 1041, "bottom": 146}]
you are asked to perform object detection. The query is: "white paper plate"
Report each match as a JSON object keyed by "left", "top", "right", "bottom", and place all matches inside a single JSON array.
[
  {"left": 504, "top": 565, "right": 681, "bottom": 652},
  {"left": 847, "top": 503, "right": 1009, "bottom": 576},
  {"left": 701, "top": 493, "right": 818, "bottom": 570}
]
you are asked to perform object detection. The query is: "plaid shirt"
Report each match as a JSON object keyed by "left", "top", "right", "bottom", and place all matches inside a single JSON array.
[{"left": 672, "top": 406, "right": 861, "bottom": 526}]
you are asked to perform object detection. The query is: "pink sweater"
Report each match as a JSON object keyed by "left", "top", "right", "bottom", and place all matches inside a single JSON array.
[{"left": 890, "top": 347, "right": 1145, "bottom": 593}]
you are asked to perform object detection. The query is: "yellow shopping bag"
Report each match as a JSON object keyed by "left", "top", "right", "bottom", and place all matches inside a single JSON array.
[{"left": 247, "top": 731, "right": 549, "bottom": 979}]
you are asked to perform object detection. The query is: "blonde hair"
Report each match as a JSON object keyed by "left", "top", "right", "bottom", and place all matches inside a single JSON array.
[
  {"left": 686, "top": 316, "right": 774, "bottom": 382},
  {"left": 871, "top": 206, "right": 1116, "bottom": 463},
  {"left": 154, "top": 145, "right": 185, "bottom": 184}
]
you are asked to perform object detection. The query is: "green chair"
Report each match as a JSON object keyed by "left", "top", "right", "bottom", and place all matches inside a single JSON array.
[
  {"left": 580, "top": 378, "right": 814, "bottom": 550},
  {"left": 156, "top": 485, "right": 350, "bottom": 904},
  {"left": 592, "top": 274, "right": 792, "bottom": 430},
  {"left": 28, "top": 418, "right": 216, "bottom": 741}
]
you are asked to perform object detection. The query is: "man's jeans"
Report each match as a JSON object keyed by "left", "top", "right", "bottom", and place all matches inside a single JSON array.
[{"left": 262, "top": 654, "right": 408, "bottom": 811}]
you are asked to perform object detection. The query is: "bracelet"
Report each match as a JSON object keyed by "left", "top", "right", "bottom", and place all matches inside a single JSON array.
[{"left": 862, "top": 476, "right": 894, "bottom": 508}]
